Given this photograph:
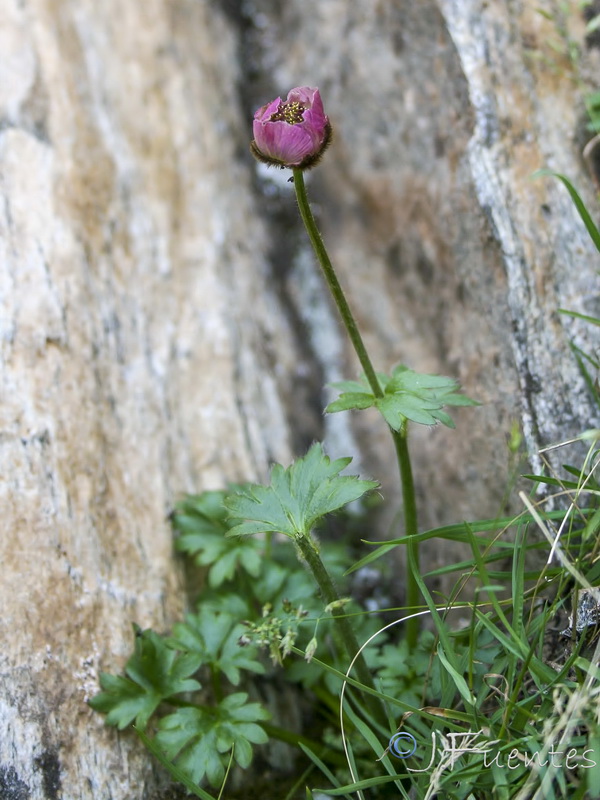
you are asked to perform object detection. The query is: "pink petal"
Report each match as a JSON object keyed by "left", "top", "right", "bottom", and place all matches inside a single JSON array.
[
  {"left": 254, "top": 97, "right": 282, "bottom": 122},
  {"left": 251, "top": 87, "right": 330, "bottom": 168},
  {"left": 253, "top": 120, "right": 315, "bottom": 166},
  {"left": 287, "top": 86, "right": 317, "bottom": 108}
]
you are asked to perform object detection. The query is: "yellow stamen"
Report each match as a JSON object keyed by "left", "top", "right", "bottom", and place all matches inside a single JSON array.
[{"left": 269, "top": 101, "right": 305, "bottom": 125}]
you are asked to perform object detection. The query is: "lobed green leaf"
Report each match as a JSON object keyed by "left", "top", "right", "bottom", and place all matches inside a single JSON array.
[
  {"left": 155, "top": 693, "right": 269, "bottom": 787},
  {"left": 173, "top": 490, "right": 262, "bottom": 586},
  {"left": 224, "top": 443, "right": 377, "bottom": 538},
  {"left": 89, "top": 627, "right": 202, "bottom": 730},
  {"left": 325, "top": 392, "right": 375, "bottom": 413},
  {"left": 168, "top": 608, "right": 264, "bottom": 686},
  {"left": 326, "top": 364, "right": 478, "bottom": 430}
]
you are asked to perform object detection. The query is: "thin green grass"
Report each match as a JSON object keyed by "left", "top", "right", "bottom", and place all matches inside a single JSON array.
[{"left": 297, "top": 431, "right": 600, "bottom": 799}]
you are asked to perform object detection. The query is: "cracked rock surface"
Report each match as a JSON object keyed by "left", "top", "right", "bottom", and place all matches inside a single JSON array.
[{"left": 1, "top": 0, "right": 598, "bottom": 796}]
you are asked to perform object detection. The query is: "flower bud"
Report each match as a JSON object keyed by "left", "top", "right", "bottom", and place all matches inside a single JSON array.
[
  {"left": 280, "top": 627, "right": 296, "bottom": 658},
  {"left": 250, "top": 86, "right": 332, "bottom": 170},
  {"left": 324, "top": 597, "right": 351, "bottom": 614},
  {"left": 304, "top": 636, "right": 318, "bottom": 663}
]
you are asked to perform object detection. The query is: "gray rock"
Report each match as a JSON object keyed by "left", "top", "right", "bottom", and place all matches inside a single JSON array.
[{"left": 0, "top": 0, "right": 598, "bottom": 796}]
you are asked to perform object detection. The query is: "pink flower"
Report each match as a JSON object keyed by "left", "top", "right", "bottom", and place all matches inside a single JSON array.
[{"left": 250, "top": 87, "right": 332, "bottom": 170}]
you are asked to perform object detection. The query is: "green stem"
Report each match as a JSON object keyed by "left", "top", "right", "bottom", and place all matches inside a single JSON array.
[
  {"left": 392, "top": 426, "right": 420, "bottom": 649},
  {"left": 210, "top": 664, "right": 223, "bottom": 703},
  {"left": 264, "top": 530, "right": 273, "bottom": 560},
  {"left": 293, "top": 167, "right": 422, "bottom": 644},
  {"left": 262, "top": 723, "right": 348, "bottom": 767},
  {"left": 295, "top": 531, "right": 387, "bottom": 728},
  {"left": 293, "top": 169, "right": 382, "bottom": 399}
]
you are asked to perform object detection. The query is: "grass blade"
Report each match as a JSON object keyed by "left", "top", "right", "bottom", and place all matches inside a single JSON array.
[
  {"left": 533, "top": 169, "right": 600, "bottom": 252},
  {"left": 135, "top": 727, "right": 217, "bottom": 800}
]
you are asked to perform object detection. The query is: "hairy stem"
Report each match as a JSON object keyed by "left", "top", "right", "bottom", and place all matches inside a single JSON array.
[
  {"left": 295, "top": 531, "right": 386, "bottom": 727},
  {"left": 293, "top": 169, "right": 382, "bottom": 399},
  {"left": 293, "top": 168, "right": 422, "bottom": 644},
  {"left": 392, "top": 426, "right": 420, "bottom": 648}
]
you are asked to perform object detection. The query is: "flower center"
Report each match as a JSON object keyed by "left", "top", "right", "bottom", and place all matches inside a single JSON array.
[{"left": 269, "top": 100, "right": 305, "bottom": 125}]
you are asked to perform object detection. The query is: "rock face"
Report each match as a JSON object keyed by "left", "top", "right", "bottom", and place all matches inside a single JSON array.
[
  {"left": 0, "top": 0, "right": 598, "bottom": 797},
  {"left": 243, "top": 0, "right": 600, "bottom": 556},
  {"left": 0, "top": 1, "right": 295, "bottom": 797}
]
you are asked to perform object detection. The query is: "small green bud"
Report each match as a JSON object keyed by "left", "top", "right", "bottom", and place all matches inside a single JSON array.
[
  {"left": 304, "top": 637, "right": 318, "bottom": 663},
  {"left": 324, "top": 597, "right": 351, "bottom": 614}
]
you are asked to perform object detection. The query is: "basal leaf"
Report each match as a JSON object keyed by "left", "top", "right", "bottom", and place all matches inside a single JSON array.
[
  {"left": 89, "top": 627, "right": 202, "bottom": 730},
  {"left": 135, "top": 727, "right": 217, "bottom": 800},
  {"left": 156, "top": 693, "right": 269, "bottom": 787},
  {"left": 168, "top": 608, "right": 265, "bottom": 686},
  {"left": 173, "top": 490, "right": 262, "bottom": 585},
  {"left": 89, "top": 672, "right": 162, "bottom": 731}
]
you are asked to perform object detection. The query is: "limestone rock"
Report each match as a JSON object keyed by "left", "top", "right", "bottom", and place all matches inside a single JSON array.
[
  {"left": 244, "top": 0, "right": 600, "bottom": 538},
  {"left": 1, "top": 0, "right": 599, "bottom": 797},
  {"left": 0, "top": 1, "right": 295, "bottom": 797}
]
